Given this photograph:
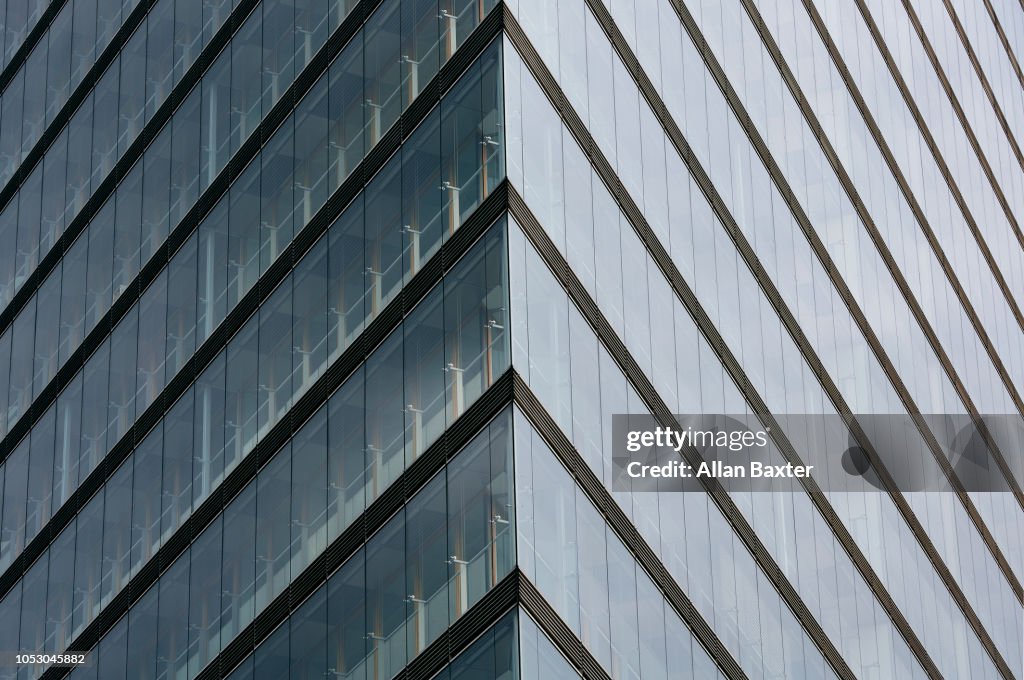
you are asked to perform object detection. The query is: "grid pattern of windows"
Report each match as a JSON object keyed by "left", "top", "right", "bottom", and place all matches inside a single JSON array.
[
  {"left": 62, "top": 407, "right": 514, "bottom": 680},
  {"left": 0, "top": 0, "right": 1022, "bottom": 678},
  {"left": 0, "top": 33, "right": 505, "bottom": 578}
]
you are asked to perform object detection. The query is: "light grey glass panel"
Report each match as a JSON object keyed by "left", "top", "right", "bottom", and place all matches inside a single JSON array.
[{"left": 519, "top": 609, "right": 580, "bottom": 679}]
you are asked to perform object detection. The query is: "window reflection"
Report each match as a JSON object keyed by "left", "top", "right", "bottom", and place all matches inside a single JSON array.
[
  {"left": 15, "top": 217, "right": 511, "bottom": 659},
  {"left": 0, "top": 8, "right": 507, "bottom": 530},
  {"left": 72, "top": 406, "right": 514, "bottom": 680},
  {"left": 10, "top": 35, "right": 504, "bottom": 537}
]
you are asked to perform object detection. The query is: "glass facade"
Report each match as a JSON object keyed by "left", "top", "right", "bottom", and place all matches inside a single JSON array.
[{"left": 0, "top": 0, "right": 1022, "bottom": 678}]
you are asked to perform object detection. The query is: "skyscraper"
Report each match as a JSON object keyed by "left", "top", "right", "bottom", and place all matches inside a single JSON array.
[{"left": 0, "top": 0, "right": 1022, "bottom": 677}]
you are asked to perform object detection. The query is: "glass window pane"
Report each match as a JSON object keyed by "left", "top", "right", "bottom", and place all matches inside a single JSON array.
[
  {"left": 608, "top": 537, "right": 641, "bottom": 679},
  {"left": 293, "top": 74, "right": 330, "bottom": 229},
  {"left": 85, "top": 200, "right": 115, "bottom": 331},
  {"left": 225, "top": 657, "right": 253, "bottom": 680},
  {"left": 125, "top": 587, "right": 158, "bottom": 680},
  {"left": 45, "top": 3, "right": 74, "bottom": 123},
  {"left": 365, "top": 330, "right": 404, "bottom": 499},
  {"left": 402, "top": 110, "right": 443, "bottom": 278},
  {"left": 327, "top": 367, "right": 366, "bottom": 540},
  {"left": 0, "top": 333, "right": 8, "bottom": 439},
  {"left": 255, "top": 444, "right": 291, "bottom": 612},
  {"left": 254, "top": 620, "right": 290, "bottom": 680},
  {"left": 257, "top": 278, "right": 293, "bottom": 433},
  {"left": 365, "top": 2, "right": 401, "bottom": 145},
  {"left": 173, "top": 0, "right": 203, "bottom": 84},
  {"left": 222, "top": 484, "right": 257, "bottom": 640},
  {"left": 22, "top": 45, "right": 46, "bottom": 149},
  {"left": 141, "top": 127, "right": 172, "bottom": 262},
  {"left": 101, "top": 459, "right": 132, "bottom": 604},
  {"left": 59, "top": 234, "right": 89, "bottom": 364},
  {"left": 71, "top": 0, "right": 98, "bottom": 90},
  {"left": 225, "top": 315, "right": 258, "bottom": 466},
  {"left": 26, "top": 406, "right": 56, "bottom": 538},
  {"left": 0, "top": 584, "right": 23, "bottom": 680},
  {"left": 113, "top": 163, "right": 143, "bottom": 300},
  {"left": 167, "top": 234, "right": 199, "bottom": 376},
  {"left": 328, "top": 40, "right": 364, "bottom": 187},
  {"left": 444, "top": 224, "right": 508, "bottom": 422},
  {"left": 163, "top": 390, "right": 194, "bottom": 536},
  {"left": 136, "top": 273, "right": 168, "bottom": 414},
  {"left": 170, "top": 86, "right": 202, "bottom": 225},
  {"left": 155, "top": 556, "right": 189, "bottom": 679},
  {"left": 19, "top": 553, "right": 49, "bottom": 669},
  {"left": 0, "top": 439, "right": 28, "bottom": 572},
  {"left": 197, "top": 198, "right": 229, "bottom": 344},
  {"left": 290, "top": 586, "right": 328, "bottom": 680},
  {"left": 0, "top": 201, "right": 18, "bottom": 308},
  {"left": 519, "top": 610, "right": 580, "bottom": 679},
  {"left": 365, "top": 157, "right": 403, "bottom": 314},
  {"left": 405, "top": 289, "right": 445, "bottom": 463},
  {"left": 72, "top": 493, "right": 103, "bottom": 637},
  {"left": 291, "top": 407, "right": 328, "bottom": 574},
  {"left": 0, "top": 73, "right": 23, "bottom": 180},
  {"left": 107, "top": 307, "right": 138, "bottom": 444},
  {"left": 231, "top": 10, "right": 262, "bottom": 154},
  {"left": 401, "top": 0, "right": 439, "bottom": 104},
  {"left": 41, "top": 133, "right": 69, "bottom": 251},
  {"left": 130, "top": 425, "right": 163, "bottom": 575},
  {"left": 203, "top": 0, "right": 232, "bottom": 46},
  {"left": 96, "top": 0, "right": 121, "bottom": 55},
  {"left": 201, "top": 54, "right": 231, "bottom": 192},
  {"left": 448, "top": 417, "right": 512, "bottom": 619},
  {"left": 260, "top": 120, "right": 295, "bottom": 273},
  {"left": 293, "top": 237, "right": 328, "bottom": 397},
  {"left": 15, "top": 166, "right": 41, "bottom": 291},
  {"left": 53, "top": 374, "right": 83, "bottom": 506},
  {"left": 406, "top": 472, "right": 448, "bottom": 655},
  {"left": 449, "top": 612, "right": 517, "bottom": 680},
  {"left": 119, "top": 26, "right": 146, "bottom": 154},
  {"left": 79, "top": 341, "right": 110, "bottom": 477},
  {"left": 262, "top": 0, "right": 295, "bottom": 112},
  {"left": 194, "top": 353, "right": 227, "bottom": 502},
  {"left": 365, "top": 515, "right": 406, "bottom": 678},
  {"left": 522, "top": 231, "right": 572, "bottom": 431},
  {"left": 188, "top": 515, "right": 223, "bottom": 677},
  {"left": 145, "top": 1, "right": 174, "bottom": 119},
  {"left": 33, "top": 268, "right": 61, "bottom": 397},
  {"left": 96, "top": 616, "right": 128, "bottom": 680},
  {"left": 295, "top": 0, "right": 328, "bottom": 73},
  {"left": 575, "top": 487, "right": 611, "bottom": 668},
  {"left": 228, "top": 160, "right": 261, "bottom": 307},
  {"left": 327, "top": 197, "right": 366, "bottom": 357},
  {"left": 327, "top": 551, "right": 368, "bottom": 680}
]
